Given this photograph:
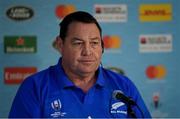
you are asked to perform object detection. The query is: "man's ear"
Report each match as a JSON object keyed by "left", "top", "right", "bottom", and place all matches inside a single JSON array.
[{"left": 56, "top": 36, "right": 63, "bottom": 54}]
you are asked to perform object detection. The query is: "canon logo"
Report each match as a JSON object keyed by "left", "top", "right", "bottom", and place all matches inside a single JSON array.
[{"left": 6, "top": 6, "right": 34, "bottom": 21}]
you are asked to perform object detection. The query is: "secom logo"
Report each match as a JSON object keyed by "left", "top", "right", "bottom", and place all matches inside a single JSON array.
[
  {"left": 146, "top": 65, "right": 166, "bottom": 79},
  {"left": 55, "top": 5, "right": 76, "bottom": 19},
  {"left": 103, "top": 35, "right": 121, "bottom": 49}
]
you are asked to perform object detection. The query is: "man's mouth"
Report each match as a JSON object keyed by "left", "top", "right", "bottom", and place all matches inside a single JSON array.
[{"left": 78, "top": 59, "right": 95, "bottom": 64}]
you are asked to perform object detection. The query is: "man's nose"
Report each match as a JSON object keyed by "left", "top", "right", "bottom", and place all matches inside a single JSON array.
[{"left": 82, "top": 42, "right": 92, "bottom": 56}]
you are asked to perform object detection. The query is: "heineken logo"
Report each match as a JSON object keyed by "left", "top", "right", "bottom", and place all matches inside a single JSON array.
[
  {"left": 6, "top": 6, "right": 34, "bottom": 21},
  {"left": 4, "top": 36, "right": 37, "bottom": 53}
]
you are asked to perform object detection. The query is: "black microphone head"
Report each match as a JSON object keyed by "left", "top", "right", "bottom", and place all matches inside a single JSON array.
[
  {"left": 112, "top": 90, "right": 136, "bottom": 105},
  {"left": 112, "top": 90, "right": 124, "bottom": 100}
]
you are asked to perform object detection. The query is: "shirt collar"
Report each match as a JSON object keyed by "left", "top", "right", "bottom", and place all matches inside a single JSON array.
[
  {"left": 55, "top": 58, "right": 75, "bottom": 89},
  {"left": 55, "top": 58, "right": 106, "bottom": 89},
  {"left": 95, "top": 67, "right": 106, "bottom": 87}
]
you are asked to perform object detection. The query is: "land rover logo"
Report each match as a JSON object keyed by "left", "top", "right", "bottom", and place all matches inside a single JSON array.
[{"left": 6, "top": 6, "right": 34, "bottom": 21}]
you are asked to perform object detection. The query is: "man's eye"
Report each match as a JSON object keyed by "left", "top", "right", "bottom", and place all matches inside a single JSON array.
[
  {"left": 73, "top": 42, "right": 83, "bottom": 45},
  {"left": 91, "top": 41, "right": 99, "bottom": 45}
]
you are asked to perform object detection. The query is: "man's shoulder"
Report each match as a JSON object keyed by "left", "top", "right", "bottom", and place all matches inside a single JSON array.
[
  {"left": 102, "top": 68, "right": 129, "bottom": 82},
  {"left": 102, "top": 67, "right": 136, "bottom": 90},
  {"left": 21, "top": 65, "right": 57, "bottom": 87}
]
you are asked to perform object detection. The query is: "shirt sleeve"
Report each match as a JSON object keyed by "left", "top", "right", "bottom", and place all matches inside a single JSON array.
[{"left": 8, "top": 77, "right": 41, "bottom": 118}]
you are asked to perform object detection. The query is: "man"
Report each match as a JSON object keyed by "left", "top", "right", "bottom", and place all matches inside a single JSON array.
[{"left": 9, "top": 11, "right": 151, "bottom": 118}]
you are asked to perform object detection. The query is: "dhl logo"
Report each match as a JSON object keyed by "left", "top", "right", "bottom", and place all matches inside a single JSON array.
[{"left": 139, "top": 4, "right": 172, "bottom": 22}]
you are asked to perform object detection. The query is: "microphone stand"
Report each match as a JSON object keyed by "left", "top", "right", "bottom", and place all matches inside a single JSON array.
[
  {"left": 127, "top": 103, "right": 136, "bottom": 118},
  {"left": 113, "top": 91, "right": 144, "bottom": 118},
  {"left": 126, "top": 99, "right": 145, "bottom": 118}
]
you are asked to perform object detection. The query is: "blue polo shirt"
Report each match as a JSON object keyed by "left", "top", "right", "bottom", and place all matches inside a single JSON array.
[{"left": 9, "top": 58, "right": 151, "bottom": 118}]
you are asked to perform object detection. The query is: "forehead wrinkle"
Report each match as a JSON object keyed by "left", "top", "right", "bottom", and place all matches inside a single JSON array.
[
  {"left": 89, "top": 37, "right": 101, "bottom": 40},
  {"left": 71, "top": 36, "right": 100, "bottom": 42}
]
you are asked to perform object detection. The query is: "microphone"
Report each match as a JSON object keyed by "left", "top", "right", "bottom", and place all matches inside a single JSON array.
[
  {"left": 112, "top": 90, "right": 144, "bottom": 118},
  {"left": 113, "top": 90, "right": 136, "bottom": 105}
]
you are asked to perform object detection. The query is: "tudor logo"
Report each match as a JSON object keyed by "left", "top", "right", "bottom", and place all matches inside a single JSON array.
[{"left": 6, "top": 6, "right": 34, "bottom": 21}]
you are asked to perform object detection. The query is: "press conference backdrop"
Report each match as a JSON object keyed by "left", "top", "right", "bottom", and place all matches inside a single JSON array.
[{"left": 0, "top": 0, "right": 180, "bottom": 117}]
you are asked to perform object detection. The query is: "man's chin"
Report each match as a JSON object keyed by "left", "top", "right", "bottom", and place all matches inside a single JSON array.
[{"left": 78, "top": 68, "right": 95, "bottom": 75}]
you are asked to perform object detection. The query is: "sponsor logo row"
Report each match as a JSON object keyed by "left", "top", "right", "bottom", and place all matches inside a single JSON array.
[
  {"left": 3, "top": 34, "right": 172, "bottom": 53},
  {"left": 6, "top": 4, "right": 172, "bottom": 22},
  {"left": 3, "top": 3, "right": 169, "bottom": 85},
  {"left": 4, "top": 65, "right": 166, "bottom": 84}
]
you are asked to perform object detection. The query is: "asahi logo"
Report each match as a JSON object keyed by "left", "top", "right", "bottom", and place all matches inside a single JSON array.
[{"left": 6, "top": 6, "right": 34, "bottom": 21}]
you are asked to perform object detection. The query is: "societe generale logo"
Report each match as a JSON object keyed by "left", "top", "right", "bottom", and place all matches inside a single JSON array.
[
  {"left": 146, "top": 65, "right": 166, "bottom": 79},
  {"left": 139, "top": 34, "right": 172, "bottom": 53},
  {"left": 55, "top": 5, "right": 76, "bottom": 19},
  {"left": 103, "top": 35, "right": 121, "bottom": 49}
]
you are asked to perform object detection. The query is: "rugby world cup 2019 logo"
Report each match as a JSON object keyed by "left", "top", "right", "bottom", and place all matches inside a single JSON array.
[
  {"left": 50, "top": 99, "right": 66, "bottom": 118},
  {"left": 51, "top": 99, "right": 61, "bottom": 111}
]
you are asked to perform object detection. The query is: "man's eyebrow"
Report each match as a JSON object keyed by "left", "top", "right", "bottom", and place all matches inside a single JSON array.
[
  {"left": 71, "top": 37, "right": 101, "bottom": 42},
  {"left": 90, "top": 37, "right": 101, "bottom": 40},
  {"left": 71, "top": 37, "right": 84, "bottom": 41}
]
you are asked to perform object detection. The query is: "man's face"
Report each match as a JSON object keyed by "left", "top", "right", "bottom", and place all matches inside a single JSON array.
[{"left": 59, "top": 22, "right": 103, "bottom": 76}]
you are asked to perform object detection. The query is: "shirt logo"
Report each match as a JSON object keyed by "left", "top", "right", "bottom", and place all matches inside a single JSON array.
[
  {"left": 110, "top": 102, "right": 127, "bottom": 115},
  {"left": 51, "top": 99, "right": 61, "bottom": 111},
  {"left": 50, "top": 99, "right": 66, "bottom": 118},
  {"left": 111, "top": 102, "right": 125, "bottom": 110}
]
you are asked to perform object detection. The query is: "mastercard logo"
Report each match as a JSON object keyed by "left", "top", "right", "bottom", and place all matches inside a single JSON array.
[
  {"left": 146, "top": 65, "right": 166, "bottom": 79},
  {"left": 55, "top": 5, "right": 76, "bottom": 19},
  {"left": 103, "top": 35, "right": 121, "bottom": 49}
]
